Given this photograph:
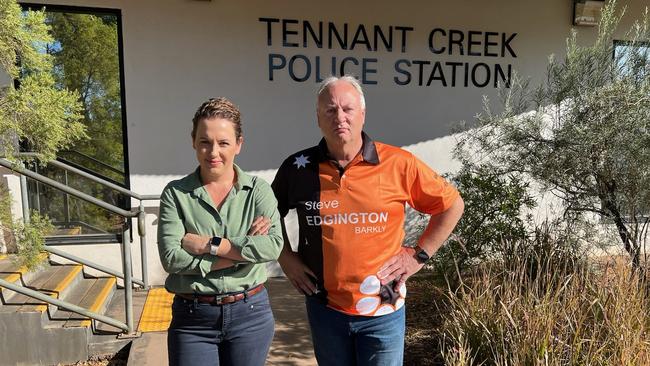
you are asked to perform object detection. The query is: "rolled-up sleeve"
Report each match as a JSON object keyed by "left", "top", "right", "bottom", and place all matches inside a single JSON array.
[
  {"left": 228, "top": 180, "right": 284, "bottom": 263},
  {"left": 157, "top": 185, "right": 216, "bottom": 277}
]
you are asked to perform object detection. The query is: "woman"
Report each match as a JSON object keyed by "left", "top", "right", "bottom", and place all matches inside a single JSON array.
[{"left": 157, "top": 97, "right": 283, "bottom": 366}]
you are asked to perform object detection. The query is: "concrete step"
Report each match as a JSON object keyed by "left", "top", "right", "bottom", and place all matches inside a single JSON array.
[
  {"left": 0, "top": 253, "right": 138, "bottom": 365},
  {"left": 0, "top": 259, "right": 91, "bottom": 365},
  {"left": 88, "top": 288, "right": 149, "bottom": 357},
  {"left": 48, "top": 277, "right": 96, "bottom": 322},
  {"left": 19, "top": 264, "right": 83, "bottom": 316},
  {"left": 64, "top": 276, "right": 116, "bottom": 328},
  {"left": 0, "top": 263, "right": 63, "bottom": 312},
  {"left": 0, "top": 254, "right": 48, "bottom": 304}
]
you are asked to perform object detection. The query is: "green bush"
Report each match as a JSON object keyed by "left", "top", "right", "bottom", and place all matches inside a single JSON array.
[
  {"left": 0, "top": 186, "right": 51, "bottom": 270},
  {"left": 432, "top": 164, "right": 536, "bottom": 281}
]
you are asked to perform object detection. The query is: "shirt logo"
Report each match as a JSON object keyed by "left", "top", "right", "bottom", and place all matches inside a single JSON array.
[{"left": 293, "top": 154, "right": 310, "bottom": 169}]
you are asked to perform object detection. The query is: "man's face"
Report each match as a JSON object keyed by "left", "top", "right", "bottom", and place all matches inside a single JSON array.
[{"left": 317, "top": 81, "right": 365, "bottom": 146}]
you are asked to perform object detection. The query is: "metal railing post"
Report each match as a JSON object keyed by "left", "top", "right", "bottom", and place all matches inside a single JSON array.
[
  {"left": 33, "top": 164, "right": 41, "bottom": 214},
  {"left": 121, "top": 223, "right": 134, "bottom": 334},
  {"left": 19, "top": 163, "right": 29, "bottom": 224},
  {"left": 63, "top": 170, "right": 70, "bottom": 225},
  {"left": 138, "top": 203, "right": 148, "bottom": 289}
]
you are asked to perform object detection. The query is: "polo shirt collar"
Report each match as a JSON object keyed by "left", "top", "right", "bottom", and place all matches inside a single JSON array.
[
  {"left": 178, "top": 164, "right": 253, "bottom": 194},
  {"left": 317, "top": 131, "right": 380, "bottom": 165}
]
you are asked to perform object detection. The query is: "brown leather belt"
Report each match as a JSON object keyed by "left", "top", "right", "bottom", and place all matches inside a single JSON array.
[{"left": 177, "top": 284, "right": 265, "bottom": 305}]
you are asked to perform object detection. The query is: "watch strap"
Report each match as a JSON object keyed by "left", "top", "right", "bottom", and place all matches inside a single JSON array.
[
  {"left": 414, "top": 245, "right": 430, "bottom": 264},
  {"left": 209, "top": 236, "right": 222, "bottom": 256}
]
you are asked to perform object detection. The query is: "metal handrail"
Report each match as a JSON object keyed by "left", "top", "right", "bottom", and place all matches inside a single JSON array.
[
  {"left": 59, "top": 149, "right": 125, "bottom": 176},
  {"left": 0, "top": 158, "right": 134, "bottom": 217},
  {"left": 0, "top": 157, "right": 160, "bottom": 335},
  {"left": 0, "top": 277, "right": 128, "bottom": 331},
  {"left": 45, "top": 245, "right": 145, "bottom": 287},
  {"left": 56, "top": 156, "right": 125, "bottom": 188},
  {"left": 21, "top": 153, "right": 160, "bottom": 288},
  {"left": 18, "top": 153, "right": 159, "bottom": 201}
]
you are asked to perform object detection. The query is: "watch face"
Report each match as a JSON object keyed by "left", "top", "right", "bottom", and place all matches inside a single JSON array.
[{"left": 416, "top": 250, "right": 430, "bottom": 263}]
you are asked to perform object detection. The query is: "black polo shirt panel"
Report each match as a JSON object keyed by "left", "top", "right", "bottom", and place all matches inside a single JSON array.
[{"left": 272, "top": 145, "right": 327, "bottom": 301}]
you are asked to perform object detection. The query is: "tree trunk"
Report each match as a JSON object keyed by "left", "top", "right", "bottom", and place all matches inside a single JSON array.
[{"left": 604, "top": 199, "right": 640, "bottom": 269}]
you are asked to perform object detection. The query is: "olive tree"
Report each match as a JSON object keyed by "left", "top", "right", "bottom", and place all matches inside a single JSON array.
[{"left": 456, "top": 2, "right": 650, "bottom": 268}]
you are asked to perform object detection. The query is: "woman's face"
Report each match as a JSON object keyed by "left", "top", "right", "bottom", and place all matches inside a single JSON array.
[{"left": 192, "top": 117, "right": 242, "bottom": 178}]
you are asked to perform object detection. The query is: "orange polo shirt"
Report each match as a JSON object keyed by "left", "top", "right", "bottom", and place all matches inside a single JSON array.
[{"left": 272, "top": 133, "right": 459, "bottom": 316}]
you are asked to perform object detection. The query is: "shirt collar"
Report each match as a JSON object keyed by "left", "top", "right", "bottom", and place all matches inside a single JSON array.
[
  {"left": 317, "top": 131, "right": 380, "bottom": 165},
  {"left": 178, "top": 164, "right": 253, "bottom": 193}
]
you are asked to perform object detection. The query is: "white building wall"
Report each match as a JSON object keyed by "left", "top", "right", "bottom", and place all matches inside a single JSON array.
[{"left": 10, "top": 0, "right": 650, "bottom": 284}]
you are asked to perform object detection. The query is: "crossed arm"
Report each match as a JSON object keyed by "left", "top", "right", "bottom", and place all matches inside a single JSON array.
[
  {"left": 180, "top": 217, "right": 271, "bottom": 271},
  {"left": 157, "top": 183, "right": 282, "bottom": 277}
]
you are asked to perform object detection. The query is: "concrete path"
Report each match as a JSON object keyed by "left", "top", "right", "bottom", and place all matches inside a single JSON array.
[{"left": 127, "top": 278, "right": 316, "bottom": 365}]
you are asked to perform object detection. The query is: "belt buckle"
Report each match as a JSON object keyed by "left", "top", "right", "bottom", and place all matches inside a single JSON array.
[{"left": 214, "top": 294, "right": 235, "bottom": 305}]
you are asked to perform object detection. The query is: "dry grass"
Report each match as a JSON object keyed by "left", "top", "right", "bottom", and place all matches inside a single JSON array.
[
  {"left": 405, "top": 252, "right": 650, "bottom": 365},
  {"left": 439, "top": 256, "right": 650, "bottom": 365}
]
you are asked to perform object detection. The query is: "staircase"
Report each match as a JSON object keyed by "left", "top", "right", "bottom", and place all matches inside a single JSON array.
[{"left": 0, "top": 254, "right": 147, "bottom": 366}]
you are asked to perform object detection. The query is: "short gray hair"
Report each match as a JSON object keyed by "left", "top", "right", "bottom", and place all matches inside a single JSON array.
[{"left": 317, "top": 75, "right": 366, "bottom": 109}]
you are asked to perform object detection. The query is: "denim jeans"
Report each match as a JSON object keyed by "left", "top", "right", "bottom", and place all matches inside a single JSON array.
[
  {"left": 305, "top": 296, "right": 405, "bottom": 366},
  {"left": 167, "top": 287, "right": 275, "bottom": 366}
]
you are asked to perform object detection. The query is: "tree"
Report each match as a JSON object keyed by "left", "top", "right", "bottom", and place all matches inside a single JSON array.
[
  {"left": 47, "top": 12, "right": 124, "bottom": 182},
  {"left": 0, "top": 0, "right": 85, "bottom": 162},
  {"left": 456, "top": 1, "right": 650, "bottom": 268},
  {"left": 0, "top": 0, "right": 86, "bottom": 268}
]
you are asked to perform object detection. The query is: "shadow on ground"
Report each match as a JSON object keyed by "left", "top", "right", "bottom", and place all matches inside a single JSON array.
[{"left": 267, "top": 278, "right": 316, "bottom": 365}]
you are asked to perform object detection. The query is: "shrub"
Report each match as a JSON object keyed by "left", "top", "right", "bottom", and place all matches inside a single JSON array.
[
  {"left": 433, "top": 164, "right": 536, "bottom": 282},
  {"left": 440, "top": 243, "right": 650, "bottom": 365}
]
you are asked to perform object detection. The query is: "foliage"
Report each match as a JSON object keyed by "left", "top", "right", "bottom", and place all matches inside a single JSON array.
[
  {"left": 0, "top": 0, "right": 86, "bottom": 162},
  {"left": 30, "top": 10, "right": 127, "bottom": 235},
  {"left": 0, "top": 186, "right": 52, "bottom": 270},
  {"left": 48, "top": 12, "right": 124, "bottom": 180},
  {"left": 12, "top": 212, "right": 53, "bottom": 270},
  {"left": 433, "top": 165, "right": 536, "bottom": 280},
  {"left": 0, "top": 184, "right": 11, "bottom": 232},
  {"left": 0, "top": 0, "right": 90, "bottom": 268},
  {"left": 455, "top": 1, "right": 650, "bottom": 268},
  {"left": 439, "top": 246, "right": 650, "bottom": 365}
]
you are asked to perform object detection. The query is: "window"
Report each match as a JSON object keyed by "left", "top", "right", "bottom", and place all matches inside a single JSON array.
[{"left": 20, "top": 4, "right": 129, "bottom": 238}]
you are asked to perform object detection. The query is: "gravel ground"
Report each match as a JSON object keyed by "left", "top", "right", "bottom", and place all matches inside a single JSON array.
[
  {"left": 59, "top": 274, "right": 448, "bottom": 366},
  {"left": 404, "top": 273, "right": 450, "bottom": 366},
  {"left": 58, "top": 345, "right": 129, "bottom": 366}
]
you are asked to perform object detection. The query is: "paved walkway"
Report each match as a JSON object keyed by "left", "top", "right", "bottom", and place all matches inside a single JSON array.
[{"left": 128, "top": 278, "right": 316, "bottom": 365}]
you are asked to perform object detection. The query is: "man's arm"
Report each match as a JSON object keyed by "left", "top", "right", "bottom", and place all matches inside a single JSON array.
[
  {"left": 277, "top": 219, "right": 318, "bottom": 295},
  {"left": 377, "top": 196, "right": 464, "bottom": 289}
]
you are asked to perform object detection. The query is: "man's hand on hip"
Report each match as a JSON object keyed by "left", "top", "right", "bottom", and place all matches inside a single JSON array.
[
  {"left": 377, "top": 247, "right": 424, "bottom": 290},
  {"left": 278, "top": 251, "right": 318, "bottom": 296}
]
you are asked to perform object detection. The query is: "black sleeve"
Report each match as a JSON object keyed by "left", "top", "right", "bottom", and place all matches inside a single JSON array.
[{"left": 271, "top": 158, "right": 291, "bottom": 218}]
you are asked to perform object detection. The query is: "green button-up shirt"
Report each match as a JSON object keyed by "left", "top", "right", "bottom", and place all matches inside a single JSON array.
[{"left": 157, "top": 165, "right": 283, "bottom": 294}]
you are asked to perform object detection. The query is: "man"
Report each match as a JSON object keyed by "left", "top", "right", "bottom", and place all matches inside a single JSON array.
[{"left": 271, "top": 76, "right": 464, "bottom": 365}]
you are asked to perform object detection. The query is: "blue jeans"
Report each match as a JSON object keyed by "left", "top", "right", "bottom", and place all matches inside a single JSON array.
[
  {"left": 305, "top": 296, "right": 405, "bottom": 366},
  {"left": 167, "top": 287, "right": 275, "bottom": 366}
]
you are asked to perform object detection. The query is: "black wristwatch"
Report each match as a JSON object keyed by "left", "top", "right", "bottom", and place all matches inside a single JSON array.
[
  {"left": 413, "top": 245, "right": 430, "bottom": 264},
  {"left": 209, "top": 236, "right": 222, "bottom": 256}
]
